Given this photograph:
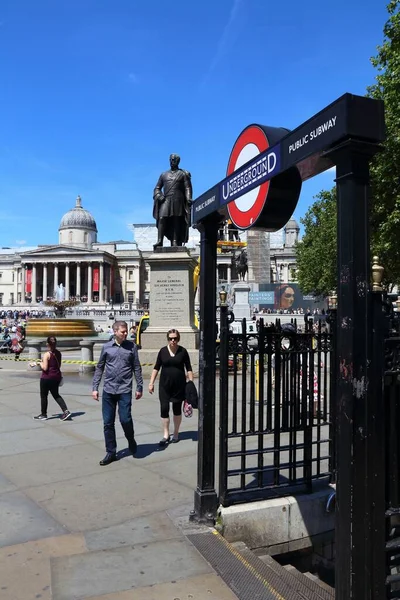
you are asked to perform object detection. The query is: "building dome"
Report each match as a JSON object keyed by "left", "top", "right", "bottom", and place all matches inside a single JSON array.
[
  {"left": 285, "top": 218, "right": 300, "bottom": 230},
  {"left": 59, "top": 196, "right": 97, "bottom": 232}
]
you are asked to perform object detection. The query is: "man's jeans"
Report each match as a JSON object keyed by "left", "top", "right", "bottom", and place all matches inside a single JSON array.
[{"left": 102, "top": 391, "right": 134, "bottom": 454}]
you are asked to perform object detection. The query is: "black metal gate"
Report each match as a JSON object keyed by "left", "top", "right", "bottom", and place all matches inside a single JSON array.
[{"left": 218, "top": 308, "right": 336, "bottom": 507}]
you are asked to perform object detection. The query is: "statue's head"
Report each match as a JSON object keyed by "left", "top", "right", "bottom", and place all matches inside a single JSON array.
[{"left": 170, "top": 154, "right": 180, "bottom": 169}]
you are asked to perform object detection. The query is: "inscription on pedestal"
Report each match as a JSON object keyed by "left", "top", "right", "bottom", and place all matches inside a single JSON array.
[{"left": 151, "top": 272, "right": 188, "bottom": 327}]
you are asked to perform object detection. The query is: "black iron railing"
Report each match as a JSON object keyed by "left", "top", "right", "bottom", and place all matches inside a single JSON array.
[
  {"left": 218, "top": 313, "right": 335, "bottom": 507},
  {"left": 385, "top": 323, "right": 400, "bottom": 598}
]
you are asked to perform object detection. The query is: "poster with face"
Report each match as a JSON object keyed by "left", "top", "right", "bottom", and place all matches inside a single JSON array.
[{"left": 258, "top": 283, "right": 323, "bottom": 312}]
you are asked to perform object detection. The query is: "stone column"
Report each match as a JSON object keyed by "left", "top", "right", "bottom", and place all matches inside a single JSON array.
[
  {"left": 14, "top": 268, "right": 19, "bottom": 305},
  {"left": 54, "top": 263, "right": 59, "bottom": 293},
  {"left": 227, "top": 265, "right": 231, "bottom": 285},
  {"left": 32, "top": 264, "right": 37, "bottom": 303},
  {"left": 65, "top": 263, "right": 70, "bottom": 300},
  {"left": 283, "top": 264, "right": 289, "bottom": 283},
  {"left": 22, "top": 265, "right": 26, "bottom": 303},
  {"left": 76, "top": 262, "right": 81, "bottom": 298},
  {"left": 43, "top": 263, "right": 48, "bottom": 300},
  {"left": 99, "top": 262, "right": 104, "bottom": 303},
  {"left": 88, "top": 263, "right": 92, "bottom": 302}
]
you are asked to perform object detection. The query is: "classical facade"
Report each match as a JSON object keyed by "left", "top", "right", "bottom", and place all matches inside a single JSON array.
[
  {"left": 0, "top": 197, "right": 300, "bottom": 309},
  {"left": 270, "top": 219, "right": 300, "bottom": 284},
  {"left": 0, "top": 197, "right": 143, "bottom": 307}
]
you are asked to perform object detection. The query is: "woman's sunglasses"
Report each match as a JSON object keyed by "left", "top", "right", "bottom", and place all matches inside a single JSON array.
[{"left": 168, "top": 337, "right": 178, "bottom": 341}]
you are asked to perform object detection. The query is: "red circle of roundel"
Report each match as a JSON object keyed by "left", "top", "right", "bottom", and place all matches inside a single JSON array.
[{"left": 227, "top": 125, "right": 270, "bottom": 229}]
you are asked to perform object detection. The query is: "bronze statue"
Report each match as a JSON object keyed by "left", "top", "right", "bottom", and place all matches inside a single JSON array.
[
  {"left": 153, "top": 154, "right": 192, "bottom": 249},
  {"left": 234, "top": 249, "right": 248, "bottom": 281}
]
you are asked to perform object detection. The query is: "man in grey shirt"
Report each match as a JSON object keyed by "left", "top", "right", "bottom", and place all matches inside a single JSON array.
[{"left": 92, "top": 320, "right": 143, "bottom": 466}]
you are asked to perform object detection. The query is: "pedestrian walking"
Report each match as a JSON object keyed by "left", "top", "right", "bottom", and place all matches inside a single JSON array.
[
  {"left": 148, "top": 328, "right": 193, "bottom": 447},
  {"left": 31, "top": 336, "right": 71, "bottom": 421},
  {"left": 92, "top": 320, "right": 143, "bottom": 466}
]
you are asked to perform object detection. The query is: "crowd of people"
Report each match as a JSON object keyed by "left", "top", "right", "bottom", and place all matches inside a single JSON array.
[{"left": 0, "top": 319, "right": 26, "bottom": 359}]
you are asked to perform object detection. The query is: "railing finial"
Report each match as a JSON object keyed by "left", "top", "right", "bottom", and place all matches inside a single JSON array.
[{"left": 372, "top": 256, "right": 384, "bottom": 292}]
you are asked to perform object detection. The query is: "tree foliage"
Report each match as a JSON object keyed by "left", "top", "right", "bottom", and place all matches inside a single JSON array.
[
  {"left": 295, "top": 0, "right": 400, "bottom": 294},
  {"left": 295, "top": 190, "right": 336, "bottom": 296},
  {"left": 368, "top": 0, "right": 400, "bottom": 285}
]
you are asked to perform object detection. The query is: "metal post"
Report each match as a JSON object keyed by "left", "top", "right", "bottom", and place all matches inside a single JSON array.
[
  {"left": 190, "top": 215, "right": 220, "bottom": 523},
  {"left": 218, "top": 288, "right": 229, "bottom": 505},
  {"left": 326, "top": 139, "right": 382, "bottom": 600},
  {"left": 327, "top": 305, "right": 337, "bottom": 483}
]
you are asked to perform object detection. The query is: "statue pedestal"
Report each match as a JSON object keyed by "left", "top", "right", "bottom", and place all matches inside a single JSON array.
[
  {"left": 141, "top": 247, "right": 199, "bottom": 352},
  {"left": 232, "top": 281, "right": 251, "bottom": 321}
]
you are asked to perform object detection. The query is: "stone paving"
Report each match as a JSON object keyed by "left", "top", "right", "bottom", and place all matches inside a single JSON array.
[{"left": 0, "top": 360, "right": 237, "bottom": 600}]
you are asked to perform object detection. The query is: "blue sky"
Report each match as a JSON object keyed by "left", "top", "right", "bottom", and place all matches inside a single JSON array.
[{"left": 0, "top": 0, "right": 388, "bottom": 247}]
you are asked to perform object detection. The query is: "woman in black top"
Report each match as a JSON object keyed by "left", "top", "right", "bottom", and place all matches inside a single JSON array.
[{"left": 149, "top": 328, "right": 193, "bottom": 446}]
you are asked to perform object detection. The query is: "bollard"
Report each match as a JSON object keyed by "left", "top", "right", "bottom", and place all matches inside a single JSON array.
[
  {"left": 79, "top": 340, "right": 96, "bottom": 373},
  {"left": 27, "top": 339, "right": 43, "bottom": 371}
]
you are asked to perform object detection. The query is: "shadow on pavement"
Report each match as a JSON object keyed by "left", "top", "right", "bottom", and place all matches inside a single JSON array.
[
  {"left": 47, "top": 411, "right": 86, "bottom": 421},
  {"left": 115, "top": 430, "right": 199, "bottom": 461}
]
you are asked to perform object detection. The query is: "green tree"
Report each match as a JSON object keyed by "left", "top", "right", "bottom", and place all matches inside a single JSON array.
[
  {"left": 368, "top": 0, "right": 400, "bottom": 286},
  {"left": 295, "top": 0, "right": 400, "bottom": 292},
  {"left": 295, "top": 189, "right": 336, "bottom": 297}
]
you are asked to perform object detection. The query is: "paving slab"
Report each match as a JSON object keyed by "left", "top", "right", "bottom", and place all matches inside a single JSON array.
[
  {"left": 0, "top": 473, "right": 17, "bottom": 494},
  {"left": 24, "top": 464, "right": 194, "bottom": 532},
  {"left": 84, "top": 511, "right": 182, "bottom": 551},
  {"left": 0, "top": 443, "right": 130, "bottom": 488},
  {"left": 0, "top": 427, "right": 82, "bottom": 457},
  {"left": 51, "top": 538, "right": 213, "bottom": 600},
  {"left": 0, "top": 490, "right": 68, "bottom": 547},
  {"left": 145, "top": 454, "right": 198, "bottom": 490},
  {"left": 0, "top": 402, "right": 21, "bottom": 416},
  {"left": 0, "top": 555, "right": 52, "bottom": 600},
  {"left": 0, "top": 533, "right": 87, "bottom": 600},
  {"left": 0, "top": 414, "right": 44, "bottom": 433},
  {"left": 85, "top": 573, "right": 239, "bottom": 600}
]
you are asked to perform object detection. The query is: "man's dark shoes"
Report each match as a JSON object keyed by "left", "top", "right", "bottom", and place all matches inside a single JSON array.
[
  {"left": 128, "top": 439, "right": 138, "bottom": 455},
  {"left": 99, "top": 453, "right": 117, "bottom": 466}
]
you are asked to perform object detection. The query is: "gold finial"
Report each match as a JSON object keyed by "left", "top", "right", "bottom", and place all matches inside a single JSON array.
[
  {"left": 219, "top": 286, "right": 227, "bottom": 306},
  {"left": 372, "top": 256, "right": 384, "bottom": 292},
  {"left": 328, "top": 291, "right": 337, "bottom": 310}
]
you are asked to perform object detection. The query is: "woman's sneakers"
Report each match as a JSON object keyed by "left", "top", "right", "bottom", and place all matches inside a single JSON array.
[
  {"left": 169, "top": 434, "right": 179, "bottom": 444},
  {"left": 159, "top": 437, "right": 169, "bottom": 447},
  {"left": 60, "top": 411, "right": 71, "bottom": 421},
  {"left": 33, "top": 414, "right": 48, "bottom": 420}
]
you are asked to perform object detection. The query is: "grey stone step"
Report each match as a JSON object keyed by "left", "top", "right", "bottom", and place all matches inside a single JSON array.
[
  {"left": 188, "top": 532, "right": 305, "bottom": 599},
  {"left": 304, "top": 572, "right": 335, "bottom": 594},
  {"left": 280, "top": 564, "right": 334, "bottom": 598},
  {"left": 240, "top": 548, "right": 334, "bottom": 600}
]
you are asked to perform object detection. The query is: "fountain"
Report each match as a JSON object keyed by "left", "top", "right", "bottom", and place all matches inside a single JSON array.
[{"left": 26, "top": 284, "right": 96, "bottom": 338}]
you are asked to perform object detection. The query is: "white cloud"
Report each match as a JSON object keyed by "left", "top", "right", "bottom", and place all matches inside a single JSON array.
[
  {"left": 200, "top": 0, "right": 242, "bottom": 88},
  {"left": 15, "top": 240, "right": 27, "bottom": 245},
  {"left": 128, "top": 72, "right": 138, "bottom": 84}
]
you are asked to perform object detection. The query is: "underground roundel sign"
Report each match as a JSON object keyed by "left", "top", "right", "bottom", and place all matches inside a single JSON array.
[{"left": 224, "top": 124, "right": 280, "bottom": 229}]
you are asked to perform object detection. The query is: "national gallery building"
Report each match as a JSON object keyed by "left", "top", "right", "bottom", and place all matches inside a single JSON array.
[
  {"left": 0, "top": 196, "right": 299, "bottom": 309},
  {"left": 0, "top": 197, "right": 149, "bottom": 308}
]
